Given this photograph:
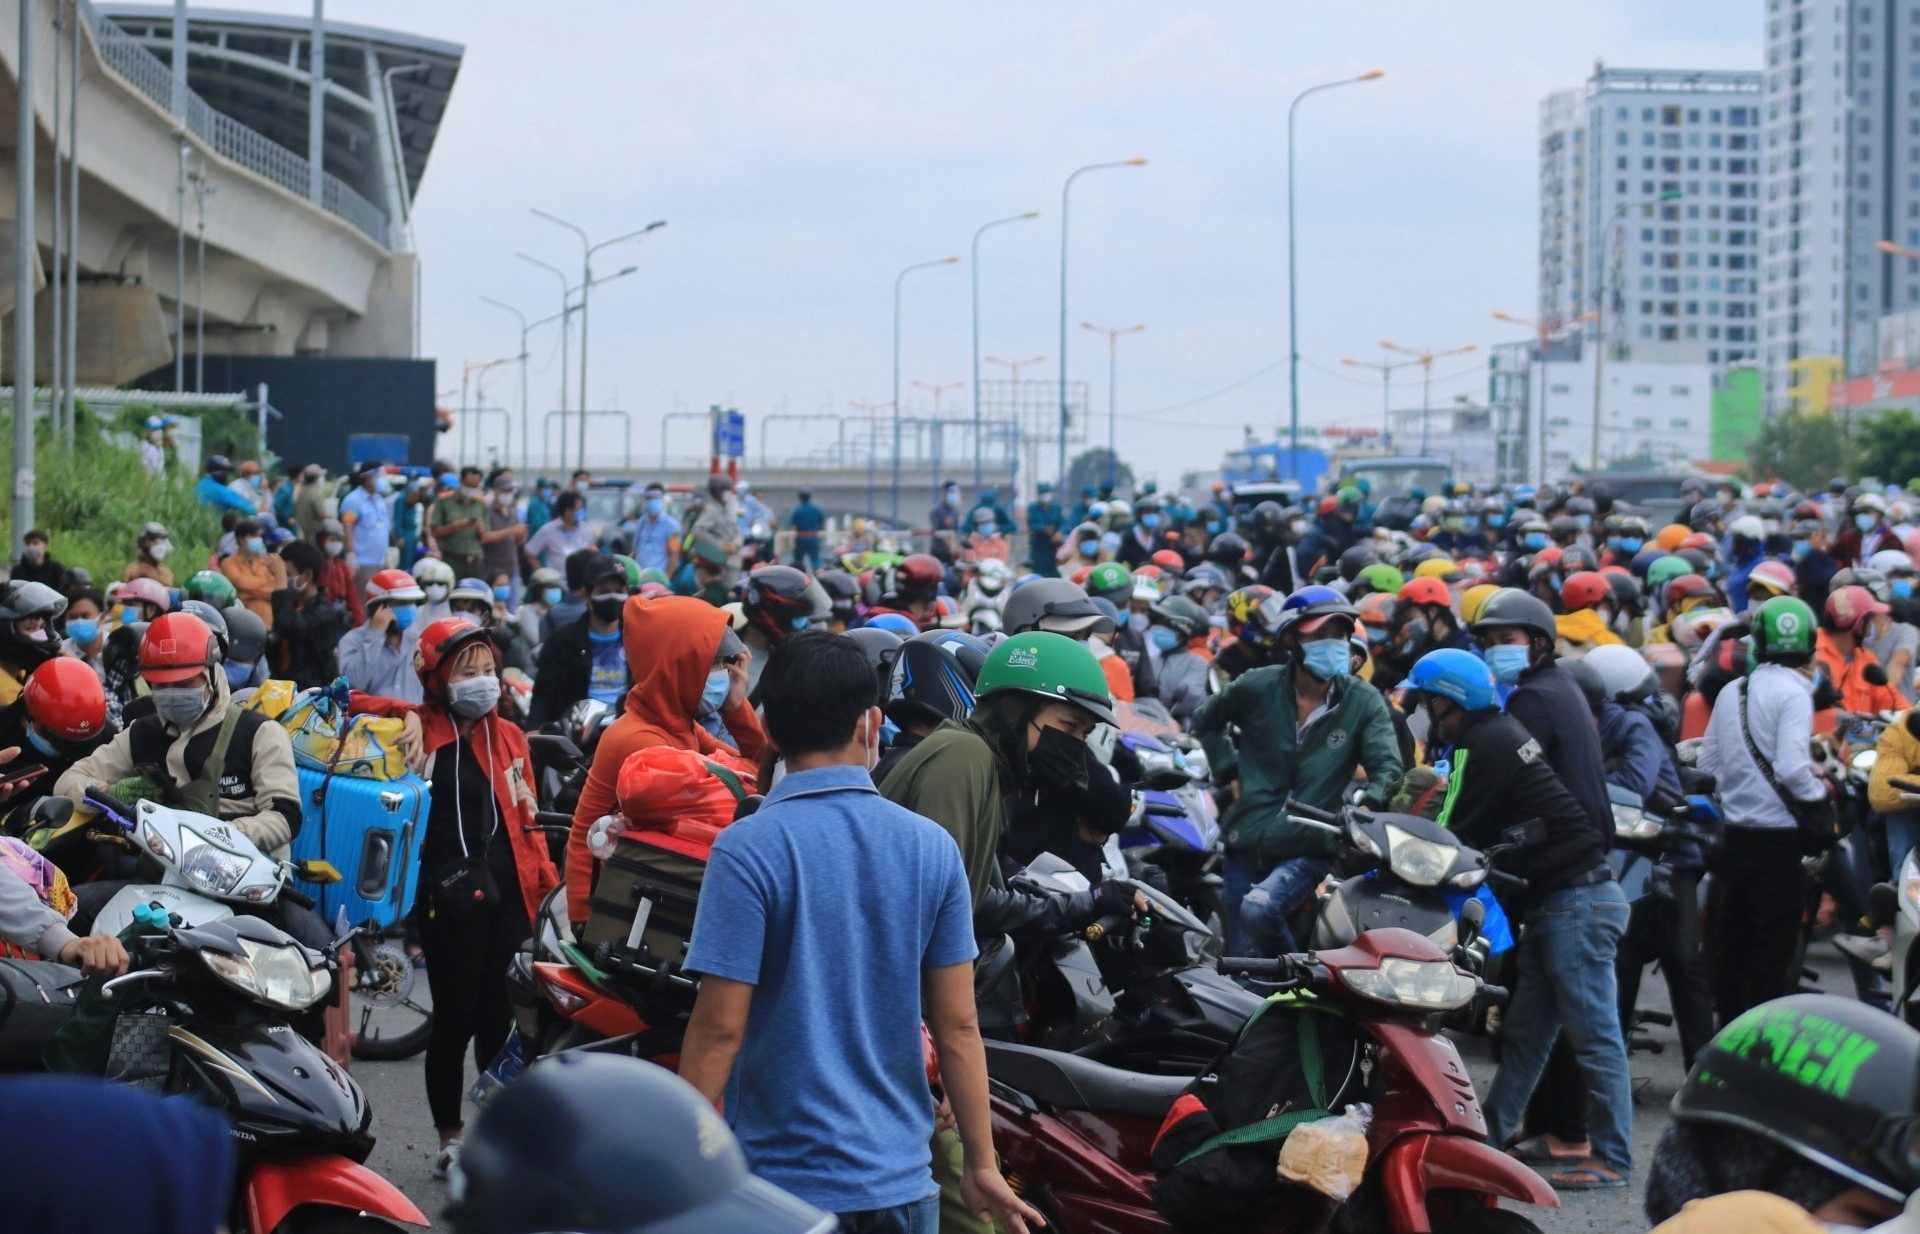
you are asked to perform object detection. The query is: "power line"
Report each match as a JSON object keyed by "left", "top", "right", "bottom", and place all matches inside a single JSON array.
[{"left": 1120, "top": 353, "right": 1485, "bottom": 422}]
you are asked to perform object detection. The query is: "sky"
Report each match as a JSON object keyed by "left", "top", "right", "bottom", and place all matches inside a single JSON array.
[{"left": 246, "top": 0, "right": 1763, "bottom": 487}]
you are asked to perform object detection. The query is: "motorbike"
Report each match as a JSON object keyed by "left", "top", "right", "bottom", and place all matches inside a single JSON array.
[
  {"left": 983, "top": 923, "right": 1557, "bottom": 1233},
  {"left": 1868, "top": 773, "right": 1920, "bottom": 1029},
  {"left": 1606, "top": 783, "right": 1721, "bottom": 1054},
  {"left": 1098, "top": 700, "right": 1224, "bottom": 928},
  {"left": 0, "top": 797, "right": 425, "bottom": 1233}
]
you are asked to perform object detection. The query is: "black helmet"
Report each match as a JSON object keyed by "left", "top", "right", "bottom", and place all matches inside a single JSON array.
[
  {"left": 218, "top": 605, "right": 268, "bottom": 666},
  {"left": 176, "top": 600, "right": 231, "bottom": 662},
  {"left": 1471, "top": 587, "right": 1557, "bottom": 644},
  {"left": 1151, "top": 595, "right": 1209, "bottom": 642},
  {"left": 1558, "top": 545, "right": 1599, "bottom": 575},
  {"left": 814, "top": 568, "right": 859, "bottom": 624},
  {"left": 1001, "top": 578, "right": 1110, "bottom": 637},
  {"left": 1207, "top": 531, "right": 1250, "bottom": 569},
  {"left": 743, "top": 566, "right": 828, "bottom": 645},
  {"left": 1606, "top": 572, "right": 1644, "bottom": 615},
  {"left": 446, "top": 1053, "right": 833, "bottom": 1234},
  {"left": 1671, "top": 994, "right": 1920, "bottom": 1204},
  {"left": 844, "top": 626, "right": 904, "bottom": 691},
  {"left": 1566, "top": 657, "right": 1606, "bottom": 716},
  {"left": 0, "top": 580, "right": 66, "bottom": 624},
  {"left": 887, "top": 630, "right": 989, "bottom": 728},
  {"left": 1250, "top": 501, "right": 1286, "bottom": 540},
  {"left": 1335, "top": 544, "right": 1379, "bottom": 583},
  {"left": 1688, "top": 498, "right": 1725, "bottom": 532},
  {"left": 1548, "top": 515, "right": 1581, "bottom": 542},
  {"left": 205, "top": 453, "right": 233, "bottom": 477}
]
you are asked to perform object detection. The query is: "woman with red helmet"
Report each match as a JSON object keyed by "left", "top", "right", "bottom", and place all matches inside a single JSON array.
[
  {"left": 353, "top": 616, "right": 561, "bottom": 1173},
  {"left": 1554, "top": 570, "right": 1626, "bottom": 658},
  {"left": 4, "top": 657, "right": 111, "bottom": 784}
]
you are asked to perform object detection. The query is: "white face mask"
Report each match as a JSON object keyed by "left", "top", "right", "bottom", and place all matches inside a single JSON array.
[
  {"left": 150, "top": 540, "right": 171, "bottom": 561},
  {"left": 324, "top": 540, "right": 343, "bottom": 558},
  {"left": 423, "top": 583, "right": 449, "bottom": 602},
  {"left": 1406, "top": 705, "right": 1431, "bottom": 746}
]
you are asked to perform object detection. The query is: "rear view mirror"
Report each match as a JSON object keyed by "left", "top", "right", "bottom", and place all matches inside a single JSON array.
[
  {"left": 1458, "top": 896, "right": 1486, "bottom": 949},
  {"left": 30, "top": 796, "right": 73, "bottom": 829}
]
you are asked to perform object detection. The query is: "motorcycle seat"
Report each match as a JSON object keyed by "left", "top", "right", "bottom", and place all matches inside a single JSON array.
[{"left": 984, "top": 1039, "right": 1191, "bottom": 1119}]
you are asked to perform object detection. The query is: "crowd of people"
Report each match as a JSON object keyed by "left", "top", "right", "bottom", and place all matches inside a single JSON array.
[{"left": 15, "top": 452, "right": 1920, "bottom": 1232}]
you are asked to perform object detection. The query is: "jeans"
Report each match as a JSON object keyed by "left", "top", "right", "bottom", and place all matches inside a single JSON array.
[
  {"left": 1221, "top": 857, "right": 1258, "bottom": 957},
  {"left": 1240, "top": 855, "right": 1333, "bottom": 956},
  {"left": 838, "top": 1195, "right": 939, "bottom": 1234},
  {"left": 791, "top": 536, "right": 820, "bottom": 572},
  {"left": 1887, "top": 810, "right": 1920, "bottom": 876},
  {"left": 1483, "top": 879, "right": 1634, "bottom": 1174}
]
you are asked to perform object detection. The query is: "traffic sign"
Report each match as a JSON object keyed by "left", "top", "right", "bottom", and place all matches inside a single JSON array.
[{"left": 713, "top": 407, "right": 746, "bottom": 458}]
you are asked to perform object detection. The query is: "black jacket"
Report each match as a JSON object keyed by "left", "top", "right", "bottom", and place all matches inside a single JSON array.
[
  {"left": 528, "top": 615, "right": 629, "bottom": 729},
  {"left": 1504, "top": 660, "right": 1613, "bottom": 843},
  {"left": 270, "top": 589, "right": 347, "bottom": 691},
  {"left": 1438, "top": 709, "right": 1607, "bottom": 895}
]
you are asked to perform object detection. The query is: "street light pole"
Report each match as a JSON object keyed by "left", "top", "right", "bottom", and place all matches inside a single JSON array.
[
  {"left": 516, "top": 252, "right": 572, "bottom": 468},
  {"left": 1494, "top": 309, "right": 1596, "bottom": 486},
  {"left": 1381, "top": 340, "right": 1478, "bottom": 456},
  {"left": 1591, "top": 190, "right": 1683, "bottom": 470},
  {"left": 971, "top": 211, "right": 1039, "bottom": 492},
  {"left": 480, "top": 297, "right": 530, "bottom": 471},
  {"left": 891, "top": 256, "right": 959, "bottom": 526},
  {"left": 1059, "top": 159, "right": 1146, "bottom": 492},
  {"left": 1080, "top": 322, "right": 1145, "bottom": 490},
  {"left": 850, "top": 398, "right": 892, "bottom": 520},
  {"left": 1340, "top": 352, "right": 1421, "bottom": 449}
]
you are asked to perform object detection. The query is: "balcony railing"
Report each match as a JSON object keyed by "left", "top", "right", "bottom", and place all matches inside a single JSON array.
[{"left": 78, "top": 0, "right": 390, "bottom": 246}]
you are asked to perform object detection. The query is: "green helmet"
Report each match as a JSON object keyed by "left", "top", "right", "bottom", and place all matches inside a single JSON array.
[
  {"left": 1646, "top": 555, "right": 1690, "bottom": 596},
  {"left": 635, "top": 567, "right": 670, "bottom": 588},
  {"left": 1356, "top": 562, "right": 1405, "bottom": 595},
  {"left": 611, "top": 554, "right": 643, "bottom": 591},
  {"left": 1672, "top": 994, "right": 1920, "bottom": 1203},
  {"left": 184, "top": 569, "right": 236, "bottom": 607},
  {"left": 974, "top": 630, "right": 1116, "bottom": 725},
  {"left": 1151, "top": 595, "right": 1209, "bottom": 641},
  {"left": 1085, "top": 561, "right": 1132, "bottom": 604},
  {"left": 1752, "top": 594, "right": 1817, "bottom": 661}
]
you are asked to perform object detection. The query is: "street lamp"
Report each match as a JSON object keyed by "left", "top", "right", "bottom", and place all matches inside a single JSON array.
[
  {"left": 479, "top": 297, "right": 530, "bottom": 471},
  {"left": 516, "top": 252, "right": 573, "bottom": 453},
  {"left": 972, "top": 211, "right": 1040, "bottom": 490},
  {"left": 1341, "top": 352, "right": 1422, "bottom": 448},
  {"left": 1493, "top": 309, "right": 1597, "bottom": 486},
  {"left": 1059, "top": 159, "right": 1147, "bottom": 491},
  {"left": 1380, "top": 340, "right": 1478, "bottom": 455},
  {"left": 1287, "top": 70, "right": 1384, "bottom": 478},
  {"left": 916, "top": 379, "right": 967, "bottom": 510},
  {"left": 1081, "top": 322, "right": 1146, "bottom": 490},
  {"left": 892, "top": 256, "right": 960, "bottom": 525},
  {"left": 529, "top": 210, "right": 666, "bottom": 471}
]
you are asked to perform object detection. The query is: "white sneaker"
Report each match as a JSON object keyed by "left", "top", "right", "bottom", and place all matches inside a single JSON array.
[
  {"left": 432, "top": 1141, "right": 461, "bottom": 1181},
  {"left": 1834, "top": 933, "right": 1892, "bottom": 969}
]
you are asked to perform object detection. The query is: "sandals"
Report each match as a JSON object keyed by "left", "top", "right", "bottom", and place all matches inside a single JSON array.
[
  {"left": 1506, "top": 1135, "right": 1587, "bottom": 1166},
  {"left": 1544, "top": 1160, "right": 1628, "bottom": 1191}
]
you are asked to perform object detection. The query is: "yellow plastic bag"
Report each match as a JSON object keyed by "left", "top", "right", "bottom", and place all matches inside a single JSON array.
[{"left": 245, "top": 679, "right": 298, "bottom": 719}]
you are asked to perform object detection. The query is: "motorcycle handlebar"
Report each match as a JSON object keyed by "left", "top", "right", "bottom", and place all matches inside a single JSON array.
[
  {"left": 83, "top": 786, "right": 138, "bottom": 828},
  {"left": 1082, "top": 913, "right": 1133, "bottom": 942},
  {"left": 279, "top": 885, "right": 316, "bottom": 911},
  {"left": 1281, "top": 799, "right": 1339, "bottom": 825},
  {"left": 1219, "top": 956, "right": 1295, "bottom": 979}
]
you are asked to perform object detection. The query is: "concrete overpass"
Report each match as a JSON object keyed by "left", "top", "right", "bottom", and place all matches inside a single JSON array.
[{"left": 0, "top": 0, "right": 460, "bottom": 385}]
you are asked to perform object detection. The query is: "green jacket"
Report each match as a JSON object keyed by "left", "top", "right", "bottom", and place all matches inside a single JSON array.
[
  {"left": 1192, "top": 664, "right": 1402, "bottom": 872},
  {"left": 878, "top": 720, "right": 1009, "bottom": 910}
]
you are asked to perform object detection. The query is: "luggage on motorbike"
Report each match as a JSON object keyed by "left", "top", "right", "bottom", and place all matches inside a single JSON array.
[
  {"left": 0, "top": 959, "right": 83, "bottom": 1065},
  {"left": 290, "top": 766, "right": 430, "bottom": 929},
  {"left": 1150, "top": 993, "right": 1364, "bottom": 1231},
  {"left": 615, "top": 746, "right": 755, "bottom": 846},
  {"left": 282, "top": 683, "right": 409, "bottom": 781}
]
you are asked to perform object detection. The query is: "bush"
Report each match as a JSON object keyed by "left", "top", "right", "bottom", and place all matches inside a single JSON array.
[{"left": 0, "top": 406, "right": 224, "bottom": 586}]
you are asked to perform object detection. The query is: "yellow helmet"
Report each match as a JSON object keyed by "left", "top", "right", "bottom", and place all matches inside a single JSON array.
[
  {"left": 1414, "top": 558, "right": 1464, "bottom": 582},
  {"left": 1460, "top": 583, "right": 1501, "bottom": 625}
]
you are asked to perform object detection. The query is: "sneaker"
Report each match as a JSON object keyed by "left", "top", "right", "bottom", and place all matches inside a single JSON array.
[
  {"left": 431, "top": 1141, "right": 461, "bottom": 1181},
  {"left": 1834, "top": 933, "right": 1891, "bottom": 969}
]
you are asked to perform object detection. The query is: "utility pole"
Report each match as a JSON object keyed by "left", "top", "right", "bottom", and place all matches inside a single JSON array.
[
  {"left": 14, "top": 0, "right": 38, "bottom": 549},
  {"left": 1381, "top": 340, "right": 1478, "bottom": 456},
  {"left": 1079, "top": 323, "right": 1145, "bottom": 490}
]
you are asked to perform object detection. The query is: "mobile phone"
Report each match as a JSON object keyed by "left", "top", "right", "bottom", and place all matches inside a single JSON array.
[{"left": 0, "top": 763, "right": 49, "bottom": 791}]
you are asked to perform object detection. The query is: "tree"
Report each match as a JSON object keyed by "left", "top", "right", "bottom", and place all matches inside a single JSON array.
[
  {"left": 1858, "top": 408, "right": 1920, "bottom": 490},
  {"left": 1748, "top": 411, "right": 1844, "bottom": 491},
  {"left": 1064, "top": 447, "right": 1135, "bottom": 497}
]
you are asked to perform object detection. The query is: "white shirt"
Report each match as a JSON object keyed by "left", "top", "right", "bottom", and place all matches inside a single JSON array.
[
  {"left": 524, "top": 518, "right": 597, "bottom": 570},
  {"left": 1699, "top": 663, "right": 1823, "bottom": 830}
]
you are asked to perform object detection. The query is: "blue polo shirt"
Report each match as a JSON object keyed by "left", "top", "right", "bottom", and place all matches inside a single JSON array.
[{"left": 684, "top": 764, "right": 976, "bottom": 1213}]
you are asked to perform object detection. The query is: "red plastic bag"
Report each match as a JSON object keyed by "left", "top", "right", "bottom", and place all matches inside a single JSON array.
[{"left": 616, "top": 746, "right": 756, "bottom": 841}]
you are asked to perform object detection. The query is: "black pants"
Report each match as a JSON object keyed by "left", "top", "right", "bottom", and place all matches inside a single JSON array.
[
  {"left": 1617, "top": 865, "right": 1713, "bottom": 1069},
  {"left": 420, "top": 882, "right": 530, "bottom": 1132},
  {"left": 1706, "top": 826, "right": 1809, "bottom": 1028}
]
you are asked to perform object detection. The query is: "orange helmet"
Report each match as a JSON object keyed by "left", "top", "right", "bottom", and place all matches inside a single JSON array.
[
  {"left": 1560, "top": 571, "right": 1611, "bottom": 611},
  {"left": 1398, "top": 576, "right": 1453, "bottom": 610},
  {"left": 1655, "top": 524, "right": 1691, "bottom": 552},
  {"left": 138, "top": 612, "right": 219, "bottom": 684},
  {"left": 1150, "top": 550, "right": 1186, "bottom": 572},
  {"left": 1355, "top": 591, "right": 1397, "bottom": 627},
  {"left": 24, "top": 657, "right": 106, "bottom": 740}
]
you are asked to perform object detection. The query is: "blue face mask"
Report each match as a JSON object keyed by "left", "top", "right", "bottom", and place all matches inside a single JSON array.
[
  {"left": 1549, "top": 574, "right": 1563, "bottom": 593},
  {"left": 1523, "top": 533, "right": 1549, "bottom": 552},
  {"left": 699, "top": 668, "right": 731, "bottom": 715},
  {"left": 1486, "top": 513, "right": 1507, "bottom": 528},
  {"left": 1100, "top": 532, "right": 1122, "bottom": 555},
  {"left": 65, "top": 619, "right": 96, "bottom": 646},
  {"left": 1079, "top": 540, "right": 1099, "bottom": 558},
  {"left": 224, "top": 660, "right": 261, "bottom": 691},
  {"left": 25, "top": 727, "right": 57, "bottom": 758},
  {"left": 1141, "top": 513, "right": 1162, "bottom": 530},
  {"left": 543, "top": 587, "right": 564, "bottom": 607},
  {"left": 389, "top": 604, "right": 416, "bottom": 631},
  {"left": 1300, "top": 638, "right": 1351, "bottom": 680},
  {"left": 1897, "top": 579, "right": 1915, "bottom": 599},
  {"left": 790, "top": 616, "right": 811, "bottom": 633},
  {"left": 879, "top": 717, "right": 901, "bottom": 746},
  {"left": 1487, "top": 644, "right": 1531, "bottom": 685},
  {"left": 1207, "top": 521, "right": 1225, "bottom": 536},
  {"left": 493, "top": 585, "right": 512, "bottom": 601},
  {"left": 645, "top": 498, "right": 665, "bottom": 517},
  {"left": 1575, "top": 515, "right": 1593, "bottom": 530},
  {"left": 1617, "top": 538, "right": 1643, "bottom": 554},
  {"left": 119, "top": 605, "right": 141, "bottom": 627},
  {"left": 1858, "top": 513, "right": 1880, "bottom": 533},
  {"left": 1149, "top": 626, "right": 1180, "bottom": 653},
  {"left": 1791, "top": 541, "right": 1811, "bottom": 561},
  {"left": 243, "top": 537, "right": 265, "bottom": 555}
]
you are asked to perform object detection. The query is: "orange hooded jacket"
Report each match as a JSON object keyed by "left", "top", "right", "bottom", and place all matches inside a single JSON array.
[
  {"left": 1814, "top": 630, "right": 1905, "bottom": 716},
  {"left": 564, "top": 596, "right": 765, "bottom": 921}
]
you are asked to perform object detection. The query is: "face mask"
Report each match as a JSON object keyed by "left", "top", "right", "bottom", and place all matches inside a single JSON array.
[
  {"left": 461, "top": 485, "right": 483, "bottom": 500},
  {"left": 493, "top": 584, "right": 512, "bottom": 602},
  {"left": 152, "top": 685, "right": 209, "bottom": 728},
  {"left": 1548, "top": 574, "right": 1563, "bottom": 594},
  {"left": 1300, "top": 638, "right": 1350, "bottom": 680},
  {"left": 1486, "top": 513, "right": 1507, "bottom": 528},
  {"left": 790, "top": 616, "right": 811, "bottom": 633},
  {"left": 423, "top": 583, "right": 449, "bottom": 602},
  {"left": 1367, "top": 625, "right": 1390, "bottom": 644},
  {"left": 25, "top": 727, "right": 59, "bottom": 759},
  {"left": 543, "top": 587, "right": 564, "bottom": 607},
  {"left": 1099, "top": 532, "right": 1122, "bottom": 555},
  {"left": 1026, "top": 724, "right": 1090, "bottom": 793},
  {"left": 389, "top": 604, "right": 416, "bottom": 631},
  {"left": 1127, "top": 611, "right": 1149, "bottom": 633},
  {"left": 1487, "top": 643, "right": 1531, "bottom": 685},
  {"left": 699, "top": 668, "right": 731, "bottom": 716},
  {"left": 575, "top": 480, "right": 591, "bottom": 493},
  {"left": 1791, "top": 540, "right": 1811, "bottom": 561},
  {"left": 1575, "top": 514, "right": 1593, "bottom": 530},
  {"left": 1141, "top": 513, "right": 1162, "bottom": 530},
  {"left": 65, "top": 619, "right": 96, "bottom": 646},
  {"left": 590, "top": 594, "right": 627, "bottom": 624},
  {"left": 448, "top": 674, "right": 501, "bottom": 718},
  {"left": 224, "top": 660, "right": 261, "bottom": 691},
  {"left": 119, "top": 605, "right": 141, "bottom": 627},
  {"left": 242, "top": 537, "right": 265, "bottom": 556},
  {"left": 1406, "top": 704, "right": 1431, "bottom": 746},
  {"left": 1079, "top": 540, "right": 1099, "bottom": 558},
  {"left": 22, "top": 546, "right": 43, "bottom": 562},
  {"left": 1897, "top": 579, "right": 1916, "bottom": 599},
  {"left": 316, "top": 538, "right": 341, "bottom": 559},
  {"left": 645, "top": 498, "right": 664, "bottom": 517},
  {"left": 1619, "top": 538, "right": 1643, "bottom": 554},
  {"left": 1523, "top": 533, "right": 1548, "bottom": 552},
  {"left": 375, "top": 477, "right": 394, "bottom": 495},
  {"left": 151, "top": 540, "right": 171, "bottom": 561},
  {"left": 1149, "top": 626, "right": 1180, "bottom": 652},
  {"left": 1858, "top": 513, "right": 1879, "bottom": 533},
  {"left": 1210, "top": 521, "right": 1228, "bottom": 536},
  {"left": 879, "top": 717, "right": 900, "bottom": 747},
  {"left": 23, "top": 628, "right": 47, "bottom": 643}
]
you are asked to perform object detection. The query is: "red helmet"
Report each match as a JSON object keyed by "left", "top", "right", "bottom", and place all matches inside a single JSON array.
[
  {"left": 1149, "top": 549, "right": 1186, "bottom": 572},
  {"left": 895, "top": 554, "right": 945, "bottom": 598},
  {"left": 742, "top": 565, "right": 826, "bottom": 644},
  {"left": 139, "top": 613, "right": 219, "bottom": 684},
  {"left": 1398, "top": 576, "right": 1453, "bottom": 609},
  {"left": 1663, "top": 574, "right": 1717, "bottom": 609},
  {"left": 414, "top": 615, "right": 493, "bottom": 688},
  {"left": 1679, "top": 532, "right": 1718, "bottom": 553},
  {"left": 24, "top": 657, "right": 106, "bottom": 740},
  {"left": 366, "top": 568, "right": 426, "bottom": 605},
  {"left": 1560, "top": 571, "right": 1612, "bottom": 611}
]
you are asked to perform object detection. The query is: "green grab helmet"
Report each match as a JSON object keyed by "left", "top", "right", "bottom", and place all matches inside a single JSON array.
[
  {"left": 973, "top": 630, "right": 1116, "bottom": 725},
  {"left": 1084, "top": 561, "right": 1133, "bottom": 604},
  {"left": 1646, "top": 555, "right": 1691, "bottom": 597},
  {"left": 611, "top": 554, "right": 644, "bottom": 591},
  {"left": 1752, "top": 594, "right": 1817, "bottom": 661},
  {"left": 184, "top": 570, "right": 237, "bottom": 608},
  {"left": 1356, "top": 562, "right": 1406, "bottom": 595}
]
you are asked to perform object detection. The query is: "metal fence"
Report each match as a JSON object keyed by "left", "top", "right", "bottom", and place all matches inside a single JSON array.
[{"left": 79, "top": 0, "right": 391, "bottom": 246}]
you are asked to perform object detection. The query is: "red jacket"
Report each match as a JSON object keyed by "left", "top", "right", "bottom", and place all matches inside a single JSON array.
[
  {"left": 320, "top": 555, "right": 366, "bottom": 625},
  {"left": 352, "top": 694, "right": 559, "bottom": 915}
]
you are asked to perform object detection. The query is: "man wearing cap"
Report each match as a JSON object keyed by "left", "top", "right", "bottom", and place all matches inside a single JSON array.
[
  {"left": 292, "top": 464, "right": 331, "bottom": 543},
  {"left": 341, "top": 464, "right": 395, "bottom": 594},
  {"left": 122, "top": 523, "right": 174, "bottom": 588},
  {"left": 528, "top": 553, "right": 636, "bottom": 729},
  {"left": 1025, "top": 481, "right": 1064, "bottom": 577},
  {"left": 430, "top": 466, "right": 490, "bottom": 581},
  {"left": 689, "top": 474, "right": 745, "bottom": 585},
  {"left": 479, "top": 474, "right": 528, "bottom": 608},
  {"left": 688, "top": 539, "right": 732, "bottom": 607}
]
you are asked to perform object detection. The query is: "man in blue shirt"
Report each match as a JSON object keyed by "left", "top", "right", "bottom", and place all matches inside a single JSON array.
[
  {"left": 195, "top": 455, "right": 257, "bottom": 519},
  {"left": 682, "top": 632, "right": 1039, "bottom": 1234},
  {"left": 629, "top": 482, "right": 682, "bottom": 574},
  {"left": 339, "top": 463, "right": 395, "bottom": 594},
  {"left": 788, "top": 487, "right": 826, "bottom": 571},
  {"left": 1025, "top": 481, "right": 1064, "bottom": 577}
]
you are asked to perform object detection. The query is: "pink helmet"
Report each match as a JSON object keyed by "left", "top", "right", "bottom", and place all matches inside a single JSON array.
[{"left": 118, "top": 576, "right": 172, "bottom": 614}]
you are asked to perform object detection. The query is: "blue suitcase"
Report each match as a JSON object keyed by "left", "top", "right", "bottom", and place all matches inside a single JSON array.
[{"left": 290, "top": 767, "right": 431, "bottom": 930}]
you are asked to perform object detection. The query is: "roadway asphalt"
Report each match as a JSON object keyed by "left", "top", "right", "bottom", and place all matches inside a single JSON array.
[{"left": 349, "top": 947, "right": 1859, "bottom": 1234}]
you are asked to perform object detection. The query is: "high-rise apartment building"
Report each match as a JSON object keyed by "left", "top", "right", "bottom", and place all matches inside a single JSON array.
[
  {"left": 1761, "top": 0, "right": 1920, "bottom": 411},
  {"left": 1541, "top": 67, "right": 1764, "bottom": 373}
]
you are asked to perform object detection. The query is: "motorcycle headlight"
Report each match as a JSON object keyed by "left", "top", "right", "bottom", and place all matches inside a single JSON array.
[
  {"left": 176, "top": 827, "right": 252, "bottom": 897},
  {"left": 201, "top": 937, "right": 331, "bottom": 1012},
  {"left": 1339, "top": 957, "right": 1477, "bottom": 1012},
  {"left": 1447, "top": 864, "right": 1488, "bottom": 889},
  {"left": 1383, "top": 823, "right": 1454, "bottom": 887},
  {"left": 1183, "top": 749, "right": 1210, "bottom": 780},
  {"left": 1611, "top": 804, "right": 1663, "bottom": 842},
  {"left": 1139, "top": 750, "right": 1178, "bottom": 780}
]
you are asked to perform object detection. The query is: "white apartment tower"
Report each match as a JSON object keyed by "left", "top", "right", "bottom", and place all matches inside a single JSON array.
[
  {"left": 1761, "top": 0, "right": 1920, "bottom": 409},
  {"left": 1540, "top": 67, "right": 1764, "bottom": 370}
]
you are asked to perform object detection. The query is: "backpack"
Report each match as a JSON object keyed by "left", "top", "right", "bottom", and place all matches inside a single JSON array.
[{"left": 1150, "top": 992, "right": 1365, "bottom": 1231}]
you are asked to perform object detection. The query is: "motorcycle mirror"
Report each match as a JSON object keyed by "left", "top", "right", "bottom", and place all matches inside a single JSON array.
[
  {"left": 1869, "top": 882, "right": 1899, "bottom": 930},
  {"left": 30, "top": 796, "right": 72, "bottom": 828},
  {"left": 1458, "top": 896, "right": 1485, "bottom": 948}
]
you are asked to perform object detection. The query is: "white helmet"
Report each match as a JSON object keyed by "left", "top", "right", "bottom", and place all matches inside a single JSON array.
[
  {"left": 1868, "top": 549, "right": 1916, "bottom": 577},
  {"left": 1728, "top": 515, "right": 1767, "bottom": 541},
  {"left": 1584, "top": 644, "right": 1659, "bottom": 703},
  {"left": 411, "top": 557, "right": 455, "bottom": 590}
]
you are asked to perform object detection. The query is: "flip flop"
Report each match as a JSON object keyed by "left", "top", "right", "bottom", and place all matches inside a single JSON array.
[
  {"left": 1507, "top": 1135, "right": 1586, "bottom": 1166},
  {"left": 1545, "top": 1161, "right": 1628, "bottom": 1191}
]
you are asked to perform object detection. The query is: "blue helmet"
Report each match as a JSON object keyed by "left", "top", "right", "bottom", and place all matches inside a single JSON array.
[
  {"left": 1257, "top": 584, "right": 1357, "bottom": 639},
  {"left": 864, "top": 612, "right": 919, "bottom": 636},
  {"left": 1403, "top": 648, "right": 1499, "bottom": 712}
]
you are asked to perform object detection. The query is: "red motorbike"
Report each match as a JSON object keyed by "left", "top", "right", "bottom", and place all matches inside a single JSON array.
[{"left": 983, "top": 926, "right": 1557, "bottom": 1234}]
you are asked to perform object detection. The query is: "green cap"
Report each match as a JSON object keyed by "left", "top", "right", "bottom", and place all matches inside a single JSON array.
[
  {"left": 612, "top": 554, "right": 643, "bottom": 590},
  {"left": 1645, "top": 555, "right": 1690, "bottom": 594},
  {"left": 1753, "top": 594, "right": 1817, "bottom": 660},
  {"left": 184, "top": 570, "right": 236, "bottom": 607},
  {"left": 689, "top": 538, "right": 728, "bottom": 567},
  {"left": 974, "top": 630, "right": 1116, "bottom": 725}
]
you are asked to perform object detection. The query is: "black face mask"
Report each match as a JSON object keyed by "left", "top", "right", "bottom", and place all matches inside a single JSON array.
[
  {"left": 1026, "top": 724, "right": 1090, "bottom": 794},
  {"left": 590, "top": 594, "right": 626, "bottom": 624}
]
